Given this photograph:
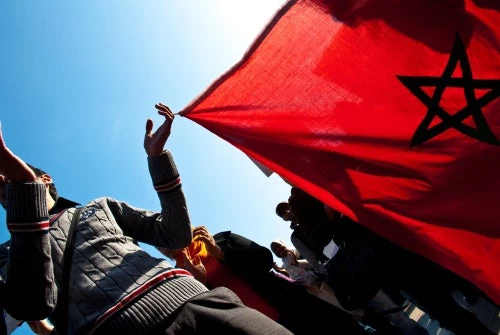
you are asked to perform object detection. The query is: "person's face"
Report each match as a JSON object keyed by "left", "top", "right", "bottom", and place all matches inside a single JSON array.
[
  {"left": 285, "top": 210, "right": 294, "bottom": 221},
  {"left": 281, "top": 208, "right": 295, "bottom": 222},
  {"left": 271, "top": 242, "right": 288, "bottom": 258}
]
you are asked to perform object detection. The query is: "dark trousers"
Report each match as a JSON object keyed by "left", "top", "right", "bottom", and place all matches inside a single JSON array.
[{"left": 163, "top": 287, "right": 292, "bottom": 335}]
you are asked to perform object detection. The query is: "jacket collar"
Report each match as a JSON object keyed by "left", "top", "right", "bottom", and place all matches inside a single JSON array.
[{"left": 49, "top": 197, "right": 81, "bottom": 215}]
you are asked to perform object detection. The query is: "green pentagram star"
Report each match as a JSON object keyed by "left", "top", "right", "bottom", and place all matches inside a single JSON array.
[{"left": 398, "top": 35, "right": 500, "bottom": 147}]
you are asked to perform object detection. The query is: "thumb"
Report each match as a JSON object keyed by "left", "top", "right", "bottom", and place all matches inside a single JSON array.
[{"left": 145, "top": 119, "right": 153, "bottom": 136}]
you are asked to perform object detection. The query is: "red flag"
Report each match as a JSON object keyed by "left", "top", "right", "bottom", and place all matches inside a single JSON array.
[{"left": 181, "top": 0, "right": 500, "bottom": 303}]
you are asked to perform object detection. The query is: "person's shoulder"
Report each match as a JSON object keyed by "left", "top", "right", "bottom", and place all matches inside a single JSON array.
[
  {"left": 93, "top": 196, "right": 119, "bottom": 204},
  {"left": 80, "top": 197, "right": 119, "bottom": 210},
  {"left": 213, "top": 230, "right": 232, "bottom": 243}
]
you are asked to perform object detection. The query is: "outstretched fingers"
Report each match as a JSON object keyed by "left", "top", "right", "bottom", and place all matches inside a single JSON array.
[
  {"left": 155, "top": 103, "right": 174, "bottom": 119},
  {"left": 193, "top": 226, "right": 212, "bottom": 240},
  {"left": 154, "top": 103, "right": 174, "bottom": 141}
]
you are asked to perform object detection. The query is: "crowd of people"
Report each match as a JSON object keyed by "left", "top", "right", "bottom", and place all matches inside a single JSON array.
[
  {"left": 272, "top": 186, "right": 499, "bottom": 335},
  {"left": 0, "top": 103, "right": 498, "bottom": 335}
]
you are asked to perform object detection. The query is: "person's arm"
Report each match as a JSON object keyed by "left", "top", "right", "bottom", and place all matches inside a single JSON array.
[
  {"left": 214, "top": 231, "right": 274, "bottom": 277},
  {"left": 107, "top": 104, "right": 193, "bottom": 249},
  {"left": 0, "top": 124, "right": 56, "bottom": 321},
  {"left": 290, "top": 234, "right": 326, "bottom": 275},
  {"left": 272, "top": 262, "right": 290, "bottom": 277},
  {"left": 296, "top": 258, "right": 314, "bottom": 269}
]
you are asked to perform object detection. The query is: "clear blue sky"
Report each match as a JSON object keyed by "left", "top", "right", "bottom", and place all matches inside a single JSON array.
[{"left": 0, "top": 1, "right": 292, "bottom": 333}]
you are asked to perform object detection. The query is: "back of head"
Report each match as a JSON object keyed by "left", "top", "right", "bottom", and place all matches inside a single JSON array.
[{"left": 275, "top": 202, "right": 290, "bottom": 220}]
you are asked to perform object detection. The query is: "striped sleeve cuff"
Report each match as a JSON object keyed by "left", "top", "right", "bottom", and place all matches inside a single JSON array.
[
  {"left": 153, "top": 176, "right": 181, "bottom": 193},
  {"left": 6, "top": 182, "right": 50, "bottom": 234},
  {"left": 148, "top": 151, "right": 181, "bottom": 194},
  {"left": 7, "top": 219, "right": 50, "bottom": 233}
]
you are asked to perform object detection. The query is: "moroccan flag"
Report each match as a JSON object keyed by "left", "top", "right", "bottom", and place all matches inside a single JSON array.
[{"left": 180, "top": 0, "right": 500, "bottom": 304}]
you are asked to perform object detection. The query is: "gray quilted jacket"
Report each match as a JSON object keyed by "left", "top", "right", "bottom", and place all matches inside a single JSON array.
[{"left": 8, "top": 151, "right": 207, "bottom": 334}]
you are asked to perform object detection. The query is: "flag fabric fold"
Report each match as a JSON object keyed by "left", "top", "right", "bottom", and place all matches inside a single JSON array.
[{"left": 181, "top": 0, "right": 500, "bottom": 304}]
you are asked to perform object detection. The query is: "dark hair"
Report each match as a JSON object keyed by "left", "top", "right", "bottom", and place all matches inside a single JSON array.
[
  {"left": 26, "top": 163, "right": 59, "bottom": 202},
  {"left": 275, "top": 202, "right": 290, "bottom": 218}
]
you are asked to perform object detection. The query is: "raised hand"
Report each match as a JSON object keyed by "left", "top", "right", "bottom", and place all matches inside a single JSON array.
[
  {"left": 180, "top": 249, "right": 207, "bottom": 283},
  {"left": 0, "top": 122, "right": 36, "bottom": 182},
  {"left": 144, "top": 103, "right": 175, "bottom": 157},
  {"left": 192, "top": 226, "right": 224, "bottom": 261}
]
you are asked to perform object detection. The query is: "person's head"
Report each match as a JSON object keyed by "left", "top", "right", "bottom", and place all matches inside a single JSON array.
[
  {"left": 26, "top": 164, "right": 58, "bottom": 202},
  {"left": 0, "top": 164, "right": 58, "bottom": 210},
  {"left": 275, "top": 202, "right": 294, "bottom": 222},
  {"left": 270, "top": 240, "right": 289, "bottom": 259}
]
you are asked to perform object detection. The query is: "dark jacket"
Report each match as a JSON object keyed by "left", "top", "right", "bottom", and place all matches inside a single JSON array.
[{"left": 212, "top": 231, "right": 355, "bottom": 335}]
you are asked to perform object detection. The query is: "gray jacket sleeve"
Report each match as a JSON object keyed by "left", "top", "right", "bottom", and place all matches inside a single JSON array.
[
  {"left": 107, "top": 150, "right": 193, "bottom": 249},
  {"left": 3, "top": 182, "right": 56, "bottom": 321}
]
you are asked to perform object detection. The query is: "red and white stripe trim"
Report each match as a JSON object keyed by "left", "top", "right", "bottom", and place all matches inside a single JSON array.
[
  {"left": 8, "top": 220, "right": 50, "bottom": 233},
  {"left": 90, "top": 268, "right": 193, "bottom": 333},
  {"left": 154, "top": 176, "right": 181, "bottom": 193}
]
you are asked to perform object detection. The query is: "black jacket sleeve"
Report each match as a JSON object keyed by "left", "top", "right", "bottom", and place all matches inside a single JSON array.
[{"left": 213, "top": 231, "right": 274, "bottom": 279}]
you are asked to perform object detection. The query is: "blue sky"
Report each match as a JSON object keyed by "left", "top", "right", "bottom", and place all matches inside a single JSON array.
[{"left": 0, "top": 1, "right": 292, "bottom": 333}]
